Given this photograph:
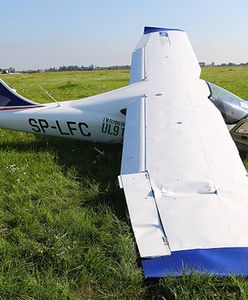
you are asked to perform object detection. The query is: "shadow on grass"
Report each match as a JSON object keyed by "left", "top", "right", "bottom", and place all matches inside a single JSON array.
[{"left": 0, "top": 135, "right": 129, "bottom": 221}]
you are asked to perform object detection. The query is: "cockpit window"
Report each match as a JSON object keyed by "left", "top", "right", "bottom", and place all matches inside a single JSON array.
[
  {"left": 207, "top": 81, "right": 248, "bottom": 124},
  {"left": 235, "top": 122, "right": 248, "bottom": 135}
]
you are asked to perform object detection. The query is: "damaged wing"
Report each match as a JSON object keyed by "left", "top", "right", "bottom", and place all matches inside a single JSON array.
[{"left": 119, "top": 27, "right": 248, "bottom": 278}]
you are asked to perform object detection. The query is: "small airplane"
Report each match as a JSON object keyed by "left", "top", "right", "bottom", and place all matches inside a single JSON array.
[{"left": 1, "top": 26, "right": 248, "bottom": 278}]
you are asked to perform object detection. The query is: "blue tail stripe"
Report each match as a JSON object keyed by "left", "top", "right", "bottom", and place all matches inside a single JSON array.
[
  {"left": 0, "top": 80, "right": 36, "bottom": 107},
  {"left": 142, "top": 247, "right": 248, "bottom": 278}
]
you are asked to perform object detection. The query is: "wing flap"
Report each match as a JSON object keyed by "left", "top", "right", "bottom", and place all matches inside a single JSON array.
[
  {"left": 119, "top": 172, "right": 170, "bottom": 258},
  {"left": 120, "top": 97, "right": 170, "bottom": 257},
  {"left": 121, "top": 97, "right": 146, "bottom": 174}
]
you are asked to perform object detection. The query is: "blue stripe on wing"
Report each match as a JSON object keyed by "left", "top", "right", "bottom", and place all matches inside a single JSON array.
[
  {"left": 144, "top": 26, "right": 184, "bottom": 34},
  {"left": 142, "top": 247, "right": 248, "bottom": 277}
]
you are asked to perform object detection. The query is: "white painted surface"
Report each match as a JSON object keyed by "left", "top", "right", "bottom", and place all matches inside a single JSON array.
[
  {"left": 120, "top": 172, "right": 171, "bottom": 257},
  {"left": 121, "top": 97, "right": 146, "bottom": 174},
  {"left": 146, "top": 86, "right": 248, "bottom": 251},
  {"left": 120, "top": 28, "right": 248, "bottom": 258}
]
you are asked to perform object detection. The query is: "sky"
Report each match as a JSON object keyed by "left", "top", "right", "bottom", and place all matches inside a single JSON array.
[{"left": 1, "top": 0, "right": 248, "bottom": 70}]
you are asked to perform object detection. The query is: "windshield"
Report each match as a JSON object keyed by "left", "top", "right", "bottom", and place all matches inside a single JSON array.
[{"left": 207, "top": 81, "right": 248, "bottom": 124}]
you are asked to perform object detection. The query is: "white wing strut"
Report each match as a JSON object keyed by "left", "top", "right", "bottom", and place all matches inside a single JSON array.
[{"left": 119, "top": 27, "right": 248, "bottom": 278}]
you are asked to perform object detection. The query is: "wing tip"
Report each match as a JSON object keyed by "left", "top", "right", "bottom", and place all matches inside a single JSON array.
[
  {"left": 144, "top": 26, "right": 185, "bottom": 35},
  {"left": 142, "top": 247, "right": 248, "bottom": 278}
]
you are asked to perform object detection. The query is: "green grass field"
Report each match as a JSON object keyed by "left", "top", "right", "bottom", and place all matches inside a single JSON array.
[{"left": 0, "top": 68, "right": 248, "bottom": 299}]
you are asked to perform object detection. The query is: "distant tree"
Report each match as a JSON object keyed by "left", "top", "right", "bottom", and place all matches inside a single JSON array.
[{"left": 45, "top": 67, "right": 58, "bottom": 72}]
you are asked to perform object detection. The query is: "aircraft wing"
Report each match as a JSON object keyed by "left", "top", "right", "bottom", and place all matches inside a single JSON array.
[
  {"left": 129, "top": 26, "right": 200, "bottom": 84},
  {"left": 119, "top": 27, "right": 248, "bottom": 277}
]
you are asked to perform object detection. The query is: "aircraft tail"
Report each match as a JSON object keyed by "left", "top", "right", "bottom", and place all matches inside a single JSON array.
[{"left": 0, "top": 79, "right": 42, "bottom": 110}]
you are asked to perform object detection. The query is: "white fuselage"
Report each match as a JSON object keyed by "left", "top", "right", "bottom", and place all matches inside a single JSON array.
[
  {"left": 0, "top": 81, "right": 144, "bottom": 143},
  {"left": 0, "top": 78, "right": 216, "bottom": 143}
]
